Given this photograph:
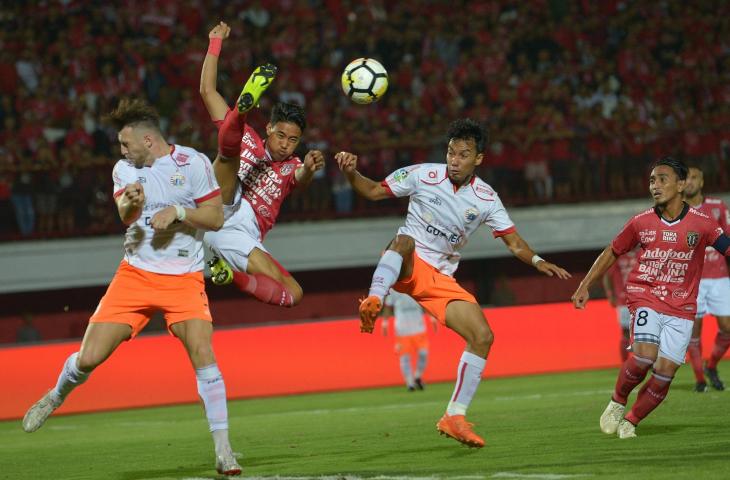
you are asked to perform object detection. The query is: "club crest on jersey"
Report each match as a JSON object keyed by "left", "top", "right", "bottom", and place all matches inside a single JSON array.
[
  {"left": 464, "top": 207, "right": 479, "bottom": 223},
  {"left": 257, "top": 204, "right": 271, "bottom": 218},
  {"left": 170, "top": 172, "right": 185, "bottom": 187},
  {"left": 686, "top": 231, "right": 699, "bottom": 248},
  {"left": 393, "top": 168, "right": 409, "bottom": 183},
  {"left": 280, "top": 164, "right": 293, "bottom": 176}
]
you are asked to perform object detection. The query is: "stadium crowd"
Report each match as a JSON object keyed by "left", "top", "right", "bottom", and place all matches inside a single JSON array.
[{"left": 0, "top": 0, "right": 729, "bottom": 239}]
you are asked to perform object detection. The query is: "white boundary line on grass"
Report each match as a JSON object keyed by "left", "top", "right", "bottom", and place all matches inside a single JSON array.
[{"left": 181, "top": 474, "right": 591, "bottom": 480}]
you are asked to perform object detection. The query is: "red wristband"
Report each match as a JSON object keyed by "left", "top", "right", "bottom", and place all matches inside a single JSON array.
[{"left": 207, "top": 37, "right": 222, "bottom": 57}]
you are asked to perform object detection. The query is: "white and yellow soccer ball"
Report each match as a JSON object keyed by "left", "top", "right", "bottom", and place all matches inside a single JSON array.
[{"left": 341, "top": 58, "right": 388, "bottom": 104}]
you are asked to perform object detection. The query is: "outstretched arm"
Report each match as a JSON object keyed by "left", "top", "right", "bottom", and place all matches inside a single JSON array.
[
  {"left": 335, "top": 151, "right": 391, "bottom": 201},
  {"left": 572, "top": 245, "right": 618, "bottom": 309},
  {"left": 500, "top": 231, "right": 571, "bottom": 279},
  {"left": 200, "top": 22, "right": 231, "bottom": 122}
]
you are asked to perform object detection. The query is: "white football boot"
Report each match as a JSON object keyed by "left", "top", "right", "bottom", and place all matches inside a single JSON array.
[
  {"left": 617, "top": 419, "right": 637, "bottom": 439},
  {"left": 215, "top": 450, "right": 242, "bottom": 476},
  {"left": 599, "top": 399, "right": 625, "bottom": 434},
  {"left": 22, "top": 390, "right": 62, "bottom": 433}
]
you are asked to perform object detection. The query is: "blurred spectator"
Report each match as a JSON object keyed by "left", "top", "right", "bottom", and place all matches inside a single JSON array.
[
  {"left": 0, "top": 0, "right": 728, "bottom": 240},
  {"left": 16, "top": 312, "right": 41, "bottom": 343}
]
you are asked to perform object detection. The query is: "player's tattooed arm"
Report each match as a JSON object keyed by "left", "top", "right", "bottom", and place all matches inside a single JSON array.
[
  {"left": 572, "top": 245, "right": 618, "bottom": 309},
  {"left": 200, "top": 21, "right": 232, "bottom": 122},
  {"left": 116, "top": 182, "right": 145, "bottom": 225},
  {"left": 335, "top": 151, "right": 390, "bottom": 201},
  {"left": 294, "top": 150, "right": 325, "bottom": 187}
]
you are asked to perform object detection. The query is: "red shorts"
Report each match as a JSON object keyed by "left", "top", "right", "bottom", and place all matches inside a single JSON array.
[
  {"left": 90, "top": 261, "right": 212, "bottom": 338},
  {"left": 395, "top": 332, "right": 429, "bottom": 355},
  {"left": 393, "top": 252, "right": 477, "bottom": 325}
]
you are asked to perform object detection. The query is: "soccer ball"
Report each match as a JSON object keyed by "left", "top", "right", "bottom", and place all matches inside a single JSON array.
[{"left": 341, "top": 58, "right": 388, "bottom": 104}]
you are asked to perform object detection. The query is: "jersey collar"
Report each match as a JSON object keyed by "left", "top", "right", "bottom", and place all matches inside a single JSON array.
[{"left": 654, "top": 202, "right": 689, "bottom": 225}]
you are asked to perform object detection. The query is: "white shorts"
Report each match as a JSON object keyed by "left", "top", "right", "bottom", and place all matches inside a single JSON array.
[
  {"left": 204, "top": 197, "right": 267, "bottom": 273},
  {"left": 696, "top": 277, "right": 730, "bottom": 318},
  {"left": 631, "top": 307, "right": 693, "bottom": 365},
  {"left": 616, "top": 306, "right": 631, "bottom": 329}
]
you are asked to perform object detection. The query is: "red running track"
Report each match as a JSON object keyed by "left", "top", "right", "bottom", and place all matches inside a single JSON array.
[{"left": 1, "top": 300, "right": 726, "bottom": 420}]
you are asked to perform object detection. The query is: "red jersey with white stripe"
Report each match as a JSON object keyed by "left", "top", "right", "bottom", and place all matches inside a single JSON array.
[
  {"left": 112, "top": 145, "right": 220, "bottom": 274},
  {"left": 690, "top": 197, "right": 730, "bottom": 279},
  {"left": 606, "top": 248, "right": 638, "bottom": 306},
  {"left": 383, "top": 164, "right": 515, "bottom": 276},
  {"left": 237, "top": 124, "right": 301, "bottom": 238},
  {"left": 611, "top": 204, "right": 724, "bottom": 320}
]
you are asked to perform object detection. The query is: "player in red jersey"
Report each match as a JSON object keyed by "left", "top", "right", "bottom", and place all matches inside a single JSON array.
[
  {"left": 602, "top": 248, "right": 639, "bottom": 361},
  {"left": 572, "top": 157, "right": 730, "bottom": 439},
  {"left": 683, "top": 166, "right": 730, "bottom": 391},
  {"left": 199, "top": 22, "right": 324, "bottom": 307}
]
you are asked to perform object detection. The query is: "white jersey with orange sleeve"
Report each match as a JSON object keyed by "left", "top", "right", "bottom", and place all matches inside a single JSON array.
[
  {"left": 382, "top": 163, "right": 515, "bottom": 276},
  {"left": 385, "top": 289, "right": 426, "bottom": 337},
  {"left": 112, "top": 145, "right": 220, "bottom": 274}
]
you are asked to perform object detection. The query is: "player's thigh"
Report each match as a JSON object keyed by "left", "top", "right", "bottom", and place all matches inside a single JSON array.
[
  {"left": 653, "top": 356, "right": 682, "bottom": 377},
  {"left": 247, "top": 248, "right": 289, "bottom": 282},
  {"left": 691, "top": 316, "right": 703, "bottom": 337},
  {"left": 445, "top": 300, "right": 494, "bottom": 347},
  {"left": 631, "top": 307, "right": 662, "bottom": 361},
  {"left": 657, "top": 314, "right": 693, "bottom": 366},
  {"left": 213, "top": 155, "right": 241, "bottom": 205},
  {"left": 77, "top": 322, "right": 133, "bottom": 371}
]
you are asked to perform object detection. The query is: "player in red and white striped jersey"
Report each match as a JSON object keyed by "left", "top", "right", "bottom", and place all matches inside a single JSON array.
[
  {"left": 683, "top": 166, "right": 730, "bottom": 392},
  {"left": 199, "top": 22, "right": 325, "bottom": 308},
  {"left": 572, "top": 157, "right": 730, "bottom": 439}
]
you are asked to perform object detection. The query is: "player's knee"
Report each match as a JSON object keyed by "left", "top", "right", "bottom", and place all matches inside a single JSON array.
[
  {"left": 390, "top": 235, "right": 415, "bottom": 256},
  {"left": 470, "top": 323, "right": 494, "bottom": 352},
  {"left": 290, "top": 284, "right": 304, "bottom": 306},
  {"left": 76, "top": 351, "right": 102, "bottom": 372},
  {"left": 188, "top": 341, "right": 215, "bottom": 366}
]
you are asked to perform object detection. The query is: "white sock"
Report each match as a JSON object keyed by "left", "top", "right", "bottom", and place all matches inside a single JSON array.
[
  {"left": 196, "top": 363, "right": 230, "bottom": 455},
  {"left": 446, "top": 351, "right": 486, "bottom": 416},
  {"left": 51, "top": 352, "right": 90, "bottom": 404},
  {"left": 415, "top": 349, "right": 428, "bottom": 378},
  {"left": 368, "top": 250, "right": 403, "bottom": 299},
  {"left": 399, "top": 354, "right": 414, "bottom": 387}
]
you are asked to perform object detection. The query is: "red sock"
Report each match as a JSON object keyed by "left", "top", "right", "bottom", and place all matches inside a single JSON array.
[
  {"left": 625, "top": 371, "right": 673, "bottom": 425},
  {"left": 232, "top": 271, "right": 295, "bottom": 307},
  {"left": 619, "top": 336, "right": 630, "bottom": 362},
  {"left": 217, "top": 108, "right": 246, "bottom": 158},
  {"left": 707, "top": 332, "right": 730, "bottom": 369},
  {"left": 612, "top": 354, "right": 653, "bottom": 404},
  {"left": 687, "top": 338, "right": 705, "bottom": 382}
]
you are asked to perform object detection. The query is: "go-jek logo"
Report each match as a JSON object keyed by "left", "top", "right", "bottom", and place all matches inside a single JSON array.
[{"left": 425, "top": 224, "right": 462, "bottom": 244}]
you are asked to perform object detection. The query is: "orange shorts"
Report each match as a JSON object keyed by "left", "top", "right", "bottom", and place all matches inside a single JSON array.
[
  {"left": 90, "top": 261, "right": 212, "bottom": 338},
  {"left": 395, "top": 331, "right": 429, "bottom": 355},
  {"left": 393, "top": 252, "right": 477, "bottom": 325}
]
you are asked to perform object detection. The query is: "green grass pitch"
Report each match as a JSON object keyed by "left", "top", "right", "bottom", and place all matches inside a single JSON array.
[{"left": 2, "top": 363, "right": 729, "bottom": 480}]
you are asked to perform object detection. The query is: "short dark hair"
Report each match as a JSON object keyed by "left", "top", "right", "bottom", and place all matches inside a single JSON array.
[
  {"left": 447, "top": 118, "right": 488, "bottom": 153},
  {"left": 652, "top": 156, "right": 688, "bottom": 181},
  {"left": 270, "top": 102, "right": 306, "bottom": 132},
  {"left": 106, "top": 98, "right": 161, "bottom": 132}
]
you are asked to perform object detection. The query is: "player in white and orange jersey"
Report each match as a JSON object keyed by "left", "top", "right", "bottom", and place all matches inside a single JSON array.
[
  {"left": 199, "top": 22, "right": 324, "bottom": 308},
  {"left": 573, "top": 157, "right": 730, "bottom": 439},
  {"left": 381, "top": 289, "right": 437, "bottom": 391},
  {"left": 602, "top": 248, "right": 639, "bottom": 361},
  {"left": 21, "top": 99, "right": 242, "bottom": 476},
  {"left": 683, "top": 165, "right": 730, "bottom": 392},
  {"left": 337, "top": 119, "right": 570, "bottom": 448}
]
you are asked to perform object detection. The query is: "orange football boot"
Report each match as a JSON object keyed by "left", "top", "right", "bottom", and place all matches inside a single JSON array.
[
  {"left": 358, "top": 296, "right": 382, "bottom": 333},
  {"left": 436, "top": 413, "right": 485, "bottom": 448}
]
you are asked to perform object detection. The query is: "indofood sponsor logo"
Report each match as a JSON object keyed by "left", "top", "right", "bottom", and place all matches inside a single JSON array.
[{"left": 640, "top": 248, "right": 694, "bottom": 261}]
